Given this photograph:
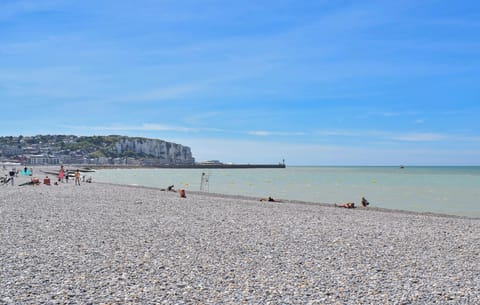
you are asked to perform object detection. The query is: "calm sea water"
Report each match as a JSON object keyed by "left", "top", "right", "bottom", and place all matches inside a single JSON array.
[{"left": 90, "top": 166, "right": 480, "bottom": 218}]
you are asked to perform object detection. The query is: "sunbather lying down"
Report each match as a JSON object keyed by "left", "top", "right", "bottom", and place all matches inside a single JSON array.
[
  {"left": 19, "top": 177, "right": 41, "bottom": 186},
  {"left": 335, "top": 202, "right": 355, "bottom": 208}
]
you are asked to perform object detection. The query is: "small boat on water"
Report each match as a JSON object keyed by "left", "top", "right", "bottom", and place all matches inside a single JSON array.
[
  {"left": 1, "top": 161, "right": 21, "bottom": 167},
  {"left": 79, "top": 167, "right": 96, "bottom": 172}
]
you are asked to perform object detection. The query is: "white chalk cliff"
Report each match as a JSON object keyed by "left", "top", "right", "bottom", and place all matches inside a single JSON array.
[{"left": 114, "top": 138, "right": 194, "bottom": 164}]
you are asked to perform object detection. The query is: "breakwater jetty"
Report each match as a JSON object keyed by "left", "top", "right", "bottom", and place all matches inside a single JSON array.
[{"left": 89, "top": 163, "right": 286, "bottom": 169}]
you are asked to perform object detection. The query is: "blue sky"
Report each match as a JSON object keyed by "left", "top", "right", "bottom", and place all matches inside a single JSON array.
[{"left": 1, "top": 0, "right": 479, "bottom": 165}]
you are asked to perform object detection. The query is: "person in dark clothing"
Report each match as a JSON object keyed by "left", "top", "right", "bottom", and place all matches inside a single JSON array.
[{"left": 361, "top": 197, "right": 370, "bottom": 207}]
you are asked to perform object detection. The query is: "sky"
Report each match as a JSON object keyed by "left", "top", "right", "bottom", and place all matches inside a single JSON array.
[{"left": 1, "top": 0, "right": 479, "bottom": 165}]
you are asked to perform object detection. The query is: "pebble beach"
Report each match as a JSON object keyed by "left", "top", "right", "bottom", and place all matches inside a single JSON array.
[{"left": 1, "top": 172, "right": 479, "bottom": 304}]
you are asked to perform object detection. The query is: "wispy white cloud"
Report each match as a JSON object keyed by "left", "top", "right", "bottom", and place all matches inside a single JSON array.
[
  {"left": 181, "top": 111, "right": 225, "bottom": 126},
  {"left": 0, "top": 66, "right": 209, "bottom": 102},
  {"left": 315, "top": 129, "right": 387, "bottom": 138},
  {"left": 70, "top": 123, "right": 198, "bottom": 133},
  {"left": 1, "top": 0, "right": 479, "bottom": 165},
  {"left": 316, "top": 129, "right": 451, "bottom": 143},
  {"left": 0, "top": 0, "right": 63, "bottom": 20},
  {"left": 248, "top": 130, "right": 306, "bottom": 137},
  {"left": 376, "top": 111, "right": 419, "bottom": 117},
  {"left": 115, "top": 83, "right": 206, "bottom": 103},
  {"left": 391, "top": 132, "right": 449, "bottom": 142},
  {"left": 172, "top": 136, "right": 480, "bottom": 166},
  {"left": 67, "top": 123, "right": 308, "bottom": 137},
  {"left": 69, "top": 124, "right": 471, "bottom": 146},
  {"left": 0, "top": 66, "right": 106, "bottom": 99},
  {"left": 423, "top": 17, "right": 480, "bottom": 28}
]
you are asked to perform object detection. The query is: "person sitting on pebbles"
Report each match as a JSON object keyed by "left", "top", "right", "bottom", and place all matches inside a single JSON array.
[
  {"left": 161, "top": 185, "right": 176, "bottom": 192},
  {"left": 361, "top": 197, "right": 370, "bottom": 207},
  {"left": 260, "top": 196, "right": 281, "bottom": 202}
]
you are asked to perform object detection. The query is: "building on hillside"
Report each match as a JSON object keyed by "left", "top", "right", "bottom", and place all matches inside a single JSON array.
[
  {"left": 1, "top": 145, "right": 24, "bottom": 157},
  {"left": 27, "top": 155, "right": 60, "bottom": 165}
]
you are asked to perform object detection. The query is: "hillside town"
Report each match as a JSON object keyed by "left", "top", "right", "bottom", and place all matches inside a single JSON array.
[{"left": 0, "top": 135, "right": 195, "bottom": 166}]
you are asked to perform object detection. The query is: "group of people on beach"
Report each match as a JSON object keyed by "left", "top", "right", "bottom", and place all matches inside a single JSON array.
[
  {"left": 1, "top": 167, "right": 36, "bottom": 185},
  {"left": 57, "top": 165, "right": 82, "bottom": 185},
  {"left": 335, "top": 197, "right": 370, "bottom": 209},
  {"left": 258, "top": 195, "right": 371, "bottom": 209},
  {"left": 7, "top": 164, "right": 372, "bottom": 209},
  {"left": 1, "top": 169, "right": 16, "bottom": 185},
  {"left": 161, "top": 184, "right": 187, "bottom": 198},
  {"left": 2, "top": 165, "right": 93, "bottom": 186},
  {"left": 159, "top": 172, "right": 371, "bottom": 207}
]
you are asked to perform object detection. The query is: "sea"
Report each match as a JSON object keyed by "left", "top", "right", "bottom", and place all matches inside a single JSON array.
[{"left": 90, "top": 166, "right": 480, "bottom": 218}]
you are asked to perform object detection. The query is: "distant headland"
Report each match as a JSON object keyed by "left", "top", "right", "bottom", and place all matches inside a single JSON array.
[{"left": 0, "top": 135, "right": 285, "bottom": 169}]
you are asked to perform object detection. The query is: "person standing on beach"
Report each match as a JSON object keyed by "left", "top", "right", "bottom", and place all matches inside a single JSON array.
[
  {"left": 8, "top": 169, "right": 15, "bottom": 185},
  {"left": 65, "top": 170, "right": 69, "bottom": 183},
  {"left": 58, "top": 165, "right": 65, "bottom": 182},
  {"left": 74, "top": 169, "right": 81, "bottom": 185},
  {"left": 200, "top": 172, "right": 209, "bottom": 191}
]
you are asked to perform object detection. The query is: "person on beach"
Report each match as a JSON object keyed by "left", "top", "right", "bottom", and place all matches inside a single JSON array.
[
  {"left": 65, "top": 170, "right": 69, "bottom": 183},
  {"left": 260, "top": 196, "right": 281, "bottom": 202},
  {"left": 58, "top": 165, "right": 65, "bottom": 182},
  {"left": 74, "top": 169, "right": 81, "bottom": 185},
  {"left": 361, "top": 197, "right": 370, "bottom": 207},
  {"left": 178, "top": 189, "right": 186, "bottom": 198},
  {"left": 18, "top": 177, "right": 41, "bottom": 186},
  {"left": 43, "top": 176, "right": 51, "bottom": 185},
  {"left": 161, "top": 185, "right": 176, "bottom": 192},
  {"left": 335, "top": 202, "right": 356, "bottom": 208},
  {"left": 9, "top": 169, "right": 15, "bottom": 185},
  {"left": 2, "top": 175, "right": 12, "bottom": 185},
  {"left": 200, "top": 172, "right": 209, "bottom": 191},
  {"left": 21, "top": 167, "right": 31, "bottom": 176}
]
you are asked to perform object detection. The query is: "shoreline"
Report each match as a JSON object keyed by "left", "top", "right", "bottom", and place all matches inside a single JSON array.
[
  {"left": 6, "top": 165, "right": 479, "bottom": 220},
  {"left": 97, "top": 181, "right": 480, "bottom": 220},
  {"left": 89, "top": 165, "right": 480, "bottom": 219},
  {"left": 88, "top": 163, "right": 286, "bottom": 169}
]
